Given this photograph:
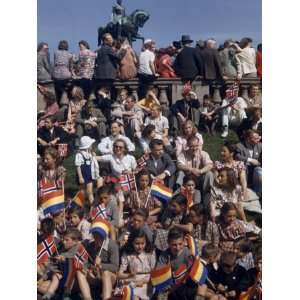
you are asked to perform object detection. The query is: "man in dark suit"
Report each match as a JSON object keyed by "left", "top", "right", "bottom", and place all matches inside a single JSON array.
[
  {"left": 198, "top": 39, "right": 225, "bottom": 82},
  {"left": 94, "top": 33, "right": 126, "bottom": 91},
  {"left": 145, "top": 139, "right": 176, "bottom": 188},
  {"left": 173, "top": 35, "right": 203, "bottom": 82},
  {"left": 235, "top": 129, "right": 262, "bottom": 190}
]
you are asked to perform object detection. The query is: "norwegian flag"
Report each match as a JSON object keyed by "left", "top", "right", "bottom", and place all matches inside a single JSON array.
[
  {"left": 90, "top": 203, "right": 107, "bottom": 221},
  {"left": 37, "top": 236, "right": 57, "bottom": 265},
  {"left": 38, "top": 178, "right": 64, "bottom": 199},
  {"left": 136, "top": 153, "right": 149, "bottom": 172},
  {"left": 225, "top": 81, "right": 239, "bottom": 100},
  {"left": 173, "top": 263, "right": 188, "bottom": 285},
  {"left": 119, "top": 173, "right": 136, "bottom": 192},
  {"left": 73, "top": 244, "right": 89, "bottom": 270}
]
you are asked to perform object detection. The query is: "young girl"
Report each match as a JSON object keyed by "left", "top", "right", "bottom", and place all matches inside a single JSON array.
[
  {"left": 209, "top": 167, "right": 245, "bottom": 222},
  {"left": 176, "top": 175, "right": 201, "bottom": 206},
  {"left": 127, "top": 170, "right": 162, "bottom": 225},
  {"left": 217, "top": 203, "right": 261, "bottom": 254},
  {"left": 75, "top": 136, "right": 103, "bottom": 205},
  {"left": 118, "top": 229, "right": 156, "bottom": 300},
  {"left": 38, "top": 147, "right": 66, "bottom": 182},
  {"left": 68, "top": 206, "right": 92, "bottom": 240},
  {"left": 187, "top": 204, "right": 219, "bottom": 251}
]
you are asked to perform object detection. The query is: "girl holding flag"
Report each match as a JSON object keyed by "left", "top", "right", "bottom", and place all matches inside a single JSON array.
[{"left": 118, "top": 229, "right": 156, "bottom": 300}]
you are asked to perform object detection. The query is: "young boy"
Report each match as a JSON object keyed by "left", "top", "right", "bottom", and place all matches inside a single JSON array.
[
  {"left": 199, "top": 94, "right": 219, "bottom": 136},
  {"left": 69, "top": 206, "right": 92, "bottom": 240},
  {"left": 41, "top": 228, "right": 82, "bottom": 300},
  {"left": 119, "top": 208, "right": 154, "bottom": 247},
  {"left": 210, "top": 251, "right": 250, "bottom": 300},
  {"left": 144, "top": 104, "right": 169, "bottom": 138},
  {"left": 156, "top": 228, "right": 207, "bottom": 300},
  {"left": 79, "top": 230, "right": 120, "bottom": 300}
]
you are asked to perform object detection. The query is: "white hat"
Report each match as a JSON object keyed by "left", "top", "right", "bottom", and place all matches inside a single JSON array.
[
  {"left": 144, "top": 39, "right": 153, "bottom": 45},
  {"left": 79, "top": 136, "right": 96, "bottom": 150}
]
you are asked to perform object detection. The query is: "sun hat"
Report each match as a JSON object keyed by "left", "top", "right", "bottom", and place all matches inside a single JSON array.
[
  {"left": 144, "top": 39, "right": 153, "bottom": 45},
  {"left": 79, "top": 136, "right": 96, "bottom": 150}
]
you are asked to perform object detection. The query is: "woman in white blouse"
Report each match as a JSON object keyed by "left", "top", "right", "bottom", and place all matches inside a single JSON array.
[
  {"left": 232, "top": 37, "right": 257, "bottom": 79},
  {"left": 96, "top": 139, "right": 137, "bottom": 177}
]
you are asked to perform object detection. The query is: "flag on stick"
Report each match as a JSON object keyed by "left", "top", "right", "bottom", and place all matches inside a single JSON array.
[
  {"left": 37, "top": 235, "right": 57, "bottom": 265},
  {"left": 150, "top": 179, "right": 172, "bottom": 204},
  {"left": 150, "top": 264, "right": 173, "bottom": 292},
  {"left": 39, "top": 179, "right": 65, "bottom": 215}
]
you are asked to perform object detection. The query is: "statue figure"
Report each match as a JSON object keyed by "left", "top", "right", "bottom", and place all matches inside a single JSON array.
[
  {"left": 98, "top": 3, "right": 150, "bottom": 46},
  {"left": 111, "top": 0, "right": 126, "bottom": 39}
]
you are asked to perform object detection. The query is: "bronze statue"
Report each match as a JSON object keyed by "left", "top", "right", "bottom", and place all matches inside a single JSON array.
[{"left": 98, "top": 1, "right": 150, "bottom": 45}]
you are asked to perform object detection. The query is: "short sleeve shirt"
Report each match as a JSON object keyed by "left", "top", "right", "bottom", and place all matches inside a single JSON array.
[{"left": 138, "top": 49, "right": 155, "bottom": 75}]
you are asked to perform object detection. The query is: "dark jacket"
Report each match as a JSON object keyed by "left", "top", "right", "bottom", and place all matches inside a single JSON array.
[
  {"left": 211, "top": 265, "right": 250, "bottom": 298},
  {"left": 170, "top": 98, "right": 200, "bottom": 119},
  {"left": 94, "top": 45, "right": 125, "bottom": 80},
  {"left": 173, "top": 46, "right": 203, "bottom": 80},
  {"left": 198, "top": 47, "right": 223, "bottom": 80},
  {"left": 237, "top": 118, "right": 262, "bottom": 142},
  {"left": 146, "top": 153, "right": 176, "bottom": 177},
  {"left": 235, "top": 142, "right": 262, "bottom": 164}
]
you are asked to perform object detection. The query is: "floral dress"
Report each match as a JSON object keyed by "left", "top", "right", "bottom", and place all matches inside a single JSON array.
[
  {"left": 127, "top": 187, "right": 162, "bottom": 224},
  {"left": 217, "top": 219, "right": 261, "bottom": 253}
]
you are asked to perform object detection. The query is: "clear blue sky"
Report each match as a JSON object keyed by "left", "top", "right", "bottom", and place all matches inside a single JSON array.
[{"left": 38, "top": 0, "right": 261, "bottom": 55}]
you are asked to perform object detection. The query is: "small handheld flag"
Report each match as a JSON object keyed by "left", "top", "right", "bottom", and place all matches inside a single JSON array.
[
  {"left": 189, "top": 257, "right": 208, "bottom": 285},
  {"left": 39, "top": 179, "right": 65, "bottom": 215},
  {"left": 90, "top": 203, "right": 107, "bottom": 221},
  {"left": 90, "top": 218, "right": 110, "bottom": 239},
  {"left": 73, "top": 244, "right": 89, "bottom": 270},
  {"left": 186, "top": 235, "right": 199, "bottom": 257},
  {"left": 121, "top": 285, "right": 134, "bottom": 300},
  {"left": 150, "top": 264, "right": 173, "bottom": 292},
  {"left": 180, "top": 187, "right": 193, "bottom": 208},
  {"left": 225, "top": 81, "right": 239, "bottom": 100},
  {"left": 136, "top": 153, "right": 149, "bottom": 172},
  {"left": 71, "top": 190, "right": 85, "bottom": 208},
  {"left": 173, "top": 263, "right": 188, "bottom": 285},
  {"left": 37, "top": 236, "right": 57, "bottom": 265},
  {"left": 150, "top": 179, "right": 172, "bottom": 204},
  {"left": 119, "top": 173, "right": 137, "bottom": 192}
]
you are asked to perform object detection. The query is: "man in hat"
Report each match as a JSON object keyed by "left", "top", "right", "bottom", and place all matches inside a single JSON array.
[
  {"left": 138, "top": 39, "right": 159, "bottom": 98},
  {"left": 173, "top": 34, "right": 203, "bottom": 83},
  {"left": 170, "top": 84, "right": 200, "bottom": 133}
]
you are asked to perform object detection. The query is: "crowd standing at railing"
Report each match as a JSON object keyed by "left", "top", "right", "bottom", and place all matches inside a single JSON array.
[{"left": 37, "top": 33, "right": 262, "bottom": 300}]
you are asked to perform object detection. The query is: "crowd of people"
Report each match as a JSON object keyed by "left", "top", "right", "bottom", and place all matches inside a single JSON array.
[{"left": 37, "top": 33, "right": 262, "bottom": 300}]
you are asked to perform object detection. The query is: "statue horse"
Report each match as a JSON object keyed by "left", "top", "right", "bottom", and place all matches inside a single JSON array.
[{"left": 97, "top": 9, "right": 150, "bottom": 46}]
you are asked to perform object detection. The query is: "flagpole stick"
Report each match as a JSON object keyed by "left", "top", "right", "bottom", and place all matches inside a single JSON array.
[
  {"left": 132, "top": 173, "right": 141, "bottom": 207},
  {"left": 145, "top": 179, "right": 154, "bottom": 208}
]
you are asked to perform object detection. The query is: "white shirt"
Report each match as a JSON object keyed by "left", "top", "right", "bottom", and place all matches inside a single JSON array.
[
  {"left": 144, "top": 115, "right": 169, "bottom": 136},
  {"left": 97, "top": 134, "right": 135, "bottom": 154},
  {"left": 99, "top": 154, "right": 137, "bottom": 177},
  {"left": 74, "top": 150, "right": 100, "bottom": 180},
  {"left": 138, "top": 49, "right": 155, "bottom": 75},
  {"left": 236, "top": 47, "right": 257, "bottom": 75}
]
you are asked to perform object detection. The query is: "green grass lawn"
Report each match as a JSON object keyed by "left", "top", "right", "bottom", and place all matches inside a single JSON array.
[
  {"left": 63, "top": 130, "right": 239, "bottom": 195},
  {"left": 63, "top": 129, "right": 260, "bottom": 224}
]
